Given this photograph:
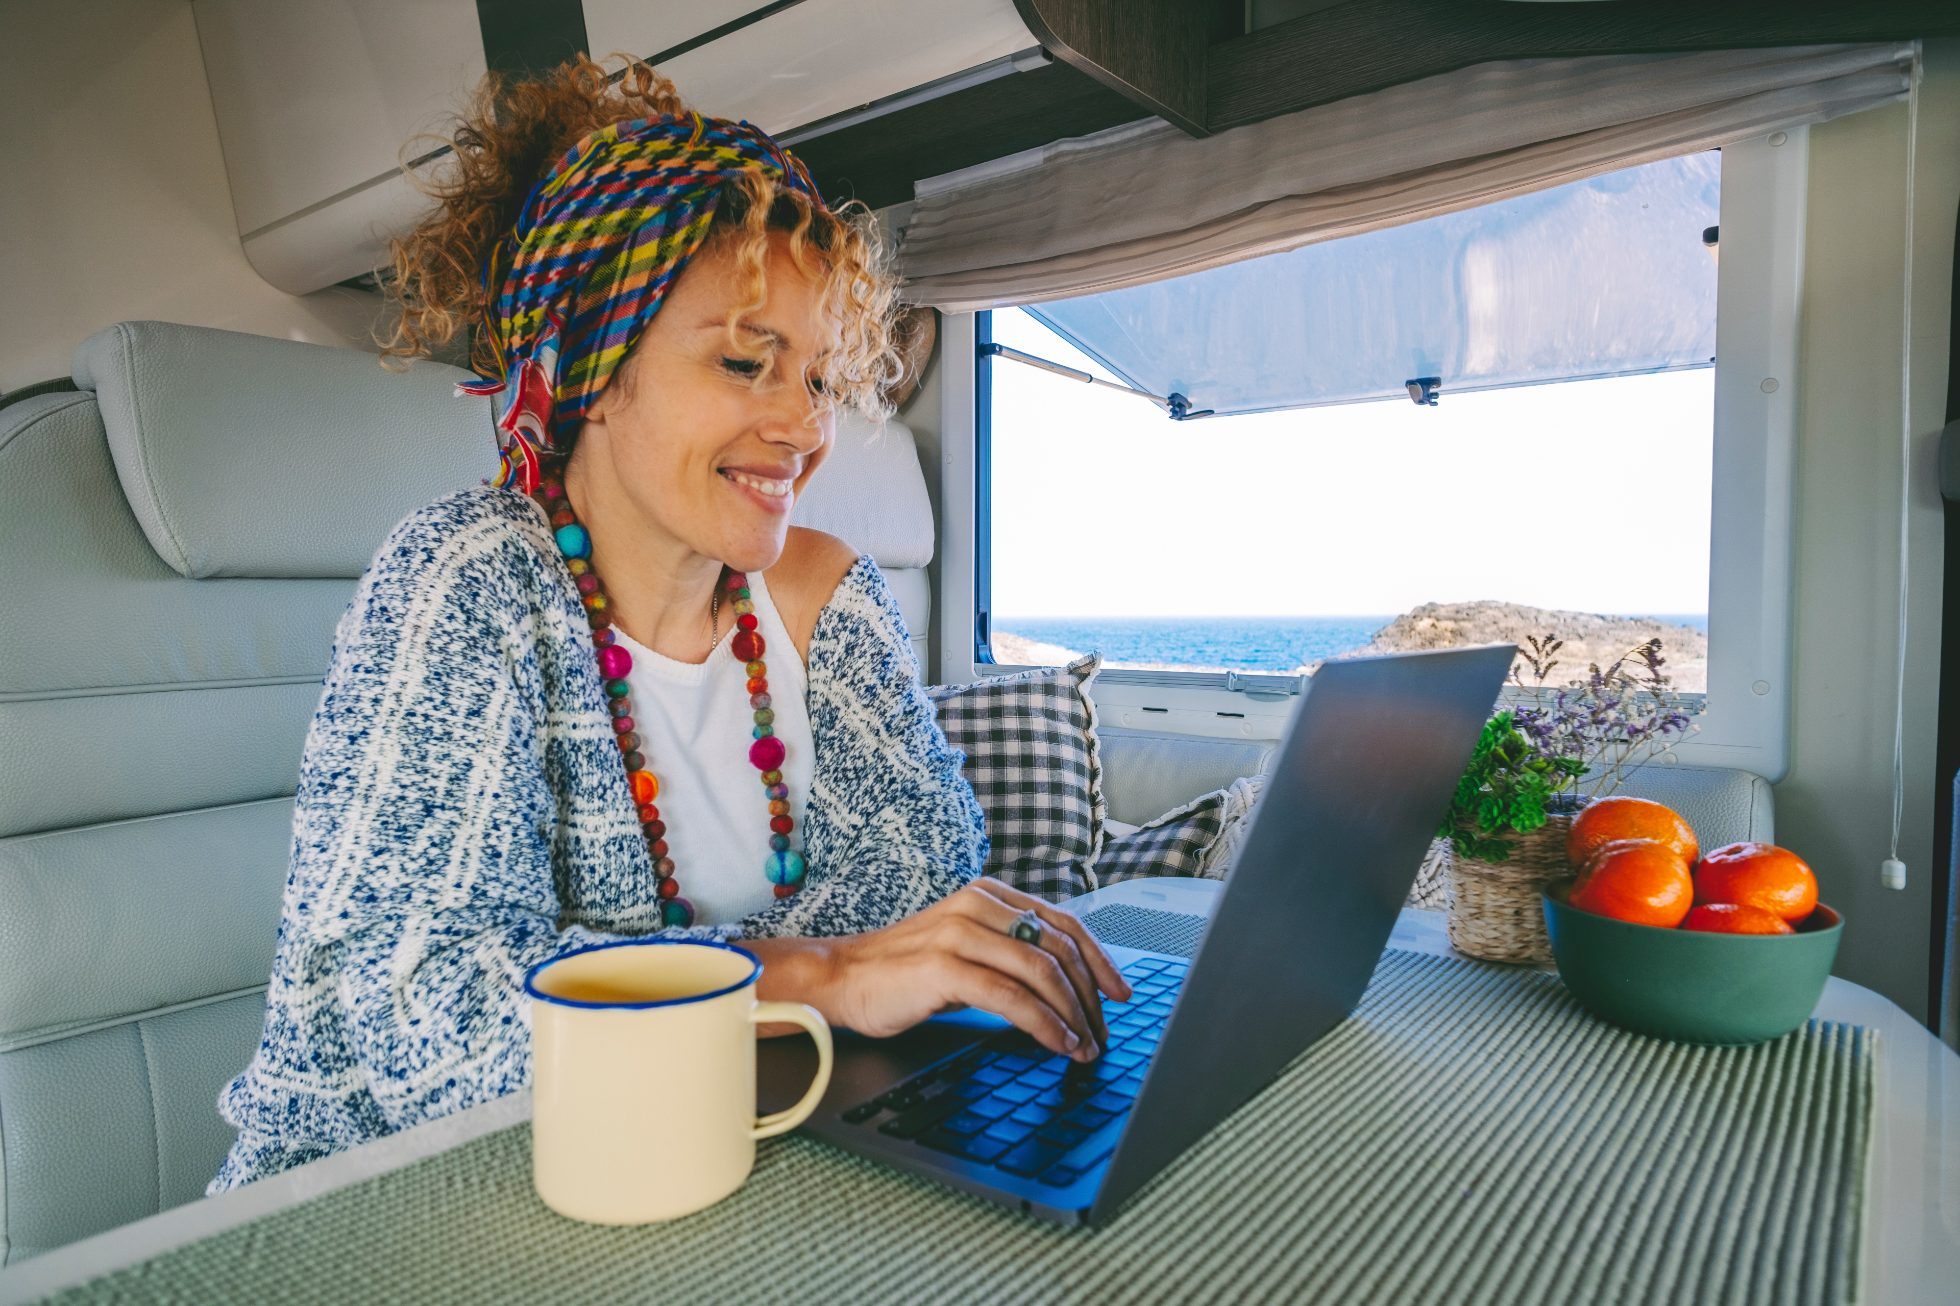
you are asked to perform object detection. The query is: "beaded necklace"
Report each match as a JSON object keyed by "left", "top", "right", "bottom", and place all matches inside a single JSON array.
[{"left": 535, "top": 472, "right": 806, "bottom": 928}]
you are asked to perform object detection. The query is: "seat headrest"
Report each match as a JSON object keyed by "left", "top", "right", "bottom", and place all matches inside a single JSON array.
[
  {"left": 790, "top": 408, "right": 934, "bottom": 568},
  {"left": 72, "top": 321, "right": 494, "bottom": 579}
]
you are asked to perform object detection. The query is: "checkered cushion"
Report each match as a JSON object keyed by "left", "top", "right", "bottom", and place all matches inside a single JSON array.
[
  {"left": 1094, "top": 792, "right": 1229, "bottom": 884},
  {"left": 927, "top": 654, "right": 1103, "bottom": 900},
  {"left": 1096, "top": 774, "right": 1265, "bottom": 887}
]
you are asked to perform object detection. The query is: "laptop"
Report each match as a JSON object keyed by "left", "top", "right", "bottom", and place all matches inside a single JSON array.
[{"left": 757, "top": 645, "right": 1513, "bottom": 1226}]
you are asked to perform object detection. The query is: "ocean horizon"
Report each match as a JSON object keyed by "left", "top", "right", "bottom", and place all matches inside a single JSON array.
[{"left": 995, "top": 613, "right": 1710, "bottom": 674}]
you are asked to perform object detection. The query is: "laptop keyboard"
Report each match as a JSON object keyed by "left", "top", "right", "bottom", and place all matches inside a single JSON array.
[{"left": 842, "top": 956, "right": 1186, "bottom": 1188}]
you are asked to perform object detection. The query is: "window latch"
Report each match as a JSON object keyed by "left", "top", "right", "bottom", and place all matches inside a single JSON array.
[{"left": 1225, "top": 671, "right": 1299, "bottom": 700}]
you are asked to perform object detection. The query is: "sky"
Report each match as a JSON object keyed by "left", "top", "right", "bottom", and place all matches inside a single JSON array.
[{"left": 988, "top": 307, "right": 1714, "bottom": 620}]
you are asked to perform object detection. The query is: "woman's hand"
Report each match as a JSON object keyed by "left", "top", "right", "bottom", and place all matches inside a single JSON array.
[{"left": 750, "top": 879, "right": 1132, "bottom": 1062}]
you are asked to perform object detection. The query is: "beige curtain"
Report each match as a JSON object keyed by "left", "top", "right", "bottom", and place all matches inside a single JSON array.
[{"left": 896, "top": 43, "right": 1913, "bottom": 311}]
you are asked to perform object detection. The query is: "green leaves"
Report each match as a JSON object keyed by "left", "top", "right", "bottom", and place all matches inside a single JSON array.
[{"left": 1438, "top": 712, "right": 1585, "bottom": 862}]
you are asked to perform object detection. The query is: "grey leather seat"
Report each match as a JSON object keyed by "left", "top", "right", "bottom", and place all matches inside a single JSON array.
[{"left": 0, "top": 322, "right": 491, "bottom": 1263}]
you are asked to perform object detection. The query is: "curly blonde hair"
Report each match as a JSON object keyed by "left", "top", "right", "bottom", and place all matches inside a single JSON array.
[{"left": 379, "top": 55, "right": 900, "bottom": 424}]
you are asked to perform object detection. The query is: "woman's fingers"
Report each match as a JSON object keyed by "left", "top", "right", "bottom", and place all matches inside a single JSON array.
[
  {"left": 970, "top": 878, "right": 1133, "bottom": 1004},
  {"left": 950, "top": 915, "right": 1101, "bottom": 1060},
  {"left": 962, "top": 887, "right": 1113, "bottom": 1049},
  {"left": 944, "top": 955, "right": 1080, "bottom": 1058}
]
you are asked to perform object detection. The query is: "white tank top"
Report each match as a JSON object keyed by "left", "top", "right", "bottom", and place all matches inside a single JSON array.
[{"left": 611, "top": 569, "right": 814, "bottom": 925}]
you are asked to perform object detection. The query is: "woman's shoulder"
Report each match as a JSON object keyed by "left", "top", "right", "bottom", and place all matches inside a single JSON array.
[
  {"left": 370, "top": 486, "right": 552, "bottom": 574},
  {"left": 358, "top": 486, "right": 562, "bottom": 617},
  {"left": 766, "top": 527, "right": 866, "bottom": 656}
]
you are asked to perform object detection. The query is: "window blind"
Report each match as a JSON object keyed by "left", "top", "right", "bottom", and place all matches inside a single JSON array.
[{"left": 895, "top": 43, "right": 1913, "bottom": 311}]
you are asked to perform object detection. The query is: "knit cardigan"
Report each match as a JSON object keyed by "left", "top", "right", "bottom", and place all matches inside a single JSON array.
[{"left": 209, "top": 487, "right": 986, "bottom": 1191}]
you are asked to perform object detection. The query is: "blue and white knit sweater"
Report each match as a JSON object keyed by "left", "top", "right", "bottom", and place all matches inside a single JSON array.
[{"left": 210, "top": 487, "right": 986, "bottom": 1191}]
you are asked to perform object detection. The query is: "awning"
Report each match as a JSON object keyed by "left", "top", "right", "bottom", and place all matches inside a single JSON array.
[{"left": 1023, "top": 152, "right": 1719, "bottom": 417}]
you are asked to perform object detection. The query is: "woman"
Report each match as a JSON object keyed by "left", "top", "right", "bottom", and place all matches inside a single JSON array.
[{"left": 211, "top": 58, "right": 1128, "bottom": 1191}]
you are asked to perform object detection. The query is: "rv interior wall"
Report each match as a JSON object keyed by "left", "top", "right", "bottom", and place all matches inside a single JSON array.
[
  {"left": 0, "top": 0, "right": 387, "bottom": 392},
  {"left": 1784, "top": 40, "right": 1957, "bottom": 1026}
]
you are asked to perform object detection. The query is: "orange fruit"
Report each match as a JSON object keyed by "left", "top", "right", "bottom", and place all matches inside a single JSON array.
[
  {"left": 1566, "top": 796, "right": 1698, "bottom": 870},
  {"left": 1681, "top": 902, "right": 1795, "bottom": 935},
  {"left": 1693, "top": 843, "right": 1817, "bottom": 922},
  {"left": 1567, "top": 840, "right": 1695, "bottom": 928}
]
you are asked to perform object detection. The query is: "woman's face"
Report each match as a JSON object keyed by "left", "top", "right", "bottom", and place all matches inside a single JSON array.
[{"left": 570, "top": 230, "right": 839, "bottom": 575}]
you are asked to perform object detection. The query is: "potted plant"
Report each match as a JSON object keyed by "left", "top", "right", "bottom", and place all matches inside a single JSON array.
[{"left": 1438, "top": 636, "right": 1699, "bottom": 964}]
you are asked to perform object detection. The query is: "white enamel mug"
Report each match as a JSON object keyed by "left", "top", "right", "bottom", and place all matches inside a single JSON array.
[{"left": 524, "top": 939, "right": 832, "bottom": 1224}]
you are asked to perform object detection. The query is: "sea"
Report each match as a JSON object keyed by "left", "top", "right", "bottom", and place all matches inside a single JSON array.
[{"left": 995, "top": 614, "right": 1710, "bottom": 674}]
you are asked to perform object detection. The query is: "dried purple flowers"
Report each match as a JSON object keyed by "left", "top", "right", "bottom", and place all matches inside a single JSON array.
[{"left": 1509, "top": 634, "right": 1700, "bottom": 799}]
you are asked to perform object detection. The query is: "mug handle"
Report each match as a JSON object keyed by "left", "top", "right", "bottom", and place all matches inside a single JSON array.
[{"left": 748, "top": 1002, "right": 833, "bottom": 1140}]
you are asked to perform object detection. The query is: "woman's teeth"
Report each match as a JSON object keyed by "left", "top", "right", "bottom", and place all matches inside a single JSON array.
[{"left": 723, "top": 470, "right": 791, "bottom": 498}]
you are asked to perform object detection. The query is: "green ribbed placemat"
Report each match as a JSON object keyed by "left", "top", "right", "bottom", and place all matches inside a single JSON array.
[{"left": 45, "top": 951, "right": 1876, "bottom": 1305}]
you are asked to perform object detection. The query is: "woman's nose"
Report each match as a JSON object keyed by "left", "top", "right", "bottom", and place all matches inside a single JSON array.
[{"left": 757, "top": 387, "right": 831, "bottom": 454}]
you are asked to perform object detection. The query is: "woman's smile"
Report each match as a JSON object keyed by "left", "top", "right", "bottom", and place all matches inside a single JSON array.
[{"left": 719, "top": 463, "right": 799, "bottom": 513}]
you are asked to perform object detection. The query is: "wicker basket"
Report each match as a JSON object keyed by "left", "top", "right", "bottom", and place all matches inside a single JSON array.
[{"left": 1443, "top": 807, "right": 1583, "bottom": 965}]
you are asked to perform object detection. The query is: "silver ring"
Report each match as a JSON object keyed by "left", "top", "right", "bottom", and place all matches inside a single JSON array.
[{"left": 1008, "top": 908, "right": 1044, "bottom": 947}]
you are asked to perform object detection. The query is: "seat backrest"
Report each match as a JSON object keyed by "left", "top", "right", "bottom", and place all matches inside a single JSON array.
[
  {"left": 791, "top": 408, "right": 936, "bottom": 669},
  {"left": 0, "top": 322, "right": 492, "bottom": 1264}
]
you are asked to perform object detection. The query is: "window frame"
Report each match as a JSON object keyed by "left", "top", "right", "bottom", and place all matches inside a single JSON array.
[{"left": 937, "top": 130, "right": 1806, "bottom": 778}]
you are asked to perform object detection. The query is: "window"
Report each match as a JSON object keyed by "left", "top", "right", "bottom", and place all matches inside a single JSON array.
[{"left": 951, "top": 134, "right": 1803, "bottom": 777}]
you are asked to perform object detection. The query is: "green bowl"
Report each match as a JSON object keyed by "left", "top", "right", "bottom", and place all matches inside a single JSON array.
[{"left": 1541, "top": 887, "right": 1843, "bottom": 1045}]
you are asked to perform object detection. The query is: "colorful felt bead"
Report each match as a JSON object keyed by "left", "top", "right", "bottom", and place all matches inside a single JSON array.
[
  {"left": 552, "top": 508, "right": 576, "bottom": 529},
  {"left": 750, "top": 692, "right": 771, "bottom": 710},
  {"left": 656, "top": 856, "right": 676, "bottom": 876},
  {"left": 767, "top": 782, "right": 788, "bottom": 801},
  {"left": 750, "top": 736, "right": 786, "bottom": 771},
  {"left": 629, "top": 770, "right": 659, "bottom": 803},
  {"left": 623, "top": 751, "right": 645, "bottom": 771},
  {"left": 644, "top": 819, "right": 666, "bottom": 840},
  {"left": 769, "top": 833, "right": 790, "bottom": 852},
  {"left": 637, "top": 803, "right": 659, "bottom": 823},
  {"left": 752, "top": 726, "right": 772, "bottom": 740},
  {"left": 733, "top": 599, "right": 755, "bottom": 617},
  {"left": 568, "top": 557, "right": 588, "bottom": 576},
  {"left": 597, "top": 644, "right": 632, "bottom": 679},
  {"left": 765, "top": 850, "right": 806, "bottom": 885},
  {"left": 745, "top": 659, "right": 766, "bottom": 678},
  {"left": 616, "top": 732, "right": 641, "bottom": 752},
  {"left": 773, "top": 883, "right": 797, "bottom": 899},
  {"left": 606, "top": 679, "right": 630, "bottom": 699},
  {"left": 770, "top": 815, "right": 793, "bottom": 835},
  {"left": 609, "top": 698, "right": 631, "bottom": 717},
  {"left": 662, "top": 898, "right": 695, "bottom": 927},
  {"left": 554, "top": 523, "right": 591, "bottom": 559},
  {"left": 592, "top": 627, "right": 615, "bottom": 647},
  {"left": 746, "top": 676, "right": 767, "bottom": 695},
  {"left": 731, "top": 630, "right": 764, "bottom": 662},
  {"left": 762, "top": 769, "right": 783, "bottom": 785},
  {"left": 657, "top": 876, "right": 679, "bottom": 898},
  {"left": 577, "top": 573, "right": 600, "bottom": 595},
  {"left": 542, "top": 481, "right": 563, "bottom": 501},
  {"left": 768, "top": 799, "right": 790, "bottom": 817},
  {"left": 650, "top": 839, "right": 668, "bottom": 859},
  {"left": 753, "top": 707, "right": 775, "bottom": 727},
  {"left": 614, "top": 715, "right": 636, "bottom": 734},
  {"left": 737, "top": 613, "right": 758, "bottom": 632}
]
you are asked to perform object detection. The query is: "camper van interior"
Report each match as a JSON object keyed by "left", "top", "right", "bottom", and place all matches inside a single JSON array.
[{"left": 3, "top": 1, "right": 1959, "bottom": 1301}]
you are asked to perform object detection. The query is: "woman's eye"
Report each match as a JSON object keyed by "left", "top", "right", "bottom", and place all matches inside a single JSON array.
[
  {"left": 720, "top": 356, "right": 764, "bottom": 380},
  {"left": 806, "top": 373, "right": 830, "bottom": 398}
]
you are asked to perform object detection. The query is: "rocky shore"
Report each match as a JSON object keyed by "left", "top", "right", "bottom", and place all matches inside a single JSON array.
[{"left": 992, "top": 600, "right": 1707, "bottom": 692}]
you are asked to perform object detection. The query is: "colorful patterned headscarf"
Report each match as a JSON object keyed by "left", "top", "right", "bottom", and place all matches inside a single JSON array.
[{"left": 456, "top": 113, "right": 826, "bottom": 493}]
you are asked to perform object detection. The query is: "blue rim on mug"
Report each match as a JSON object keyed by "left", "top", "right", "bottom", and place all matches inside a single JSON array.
[{"left": 523, "top": 937, "right": 762, "bottom": 1011}]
